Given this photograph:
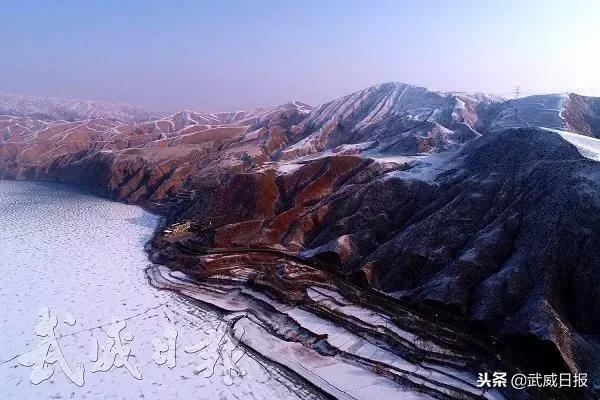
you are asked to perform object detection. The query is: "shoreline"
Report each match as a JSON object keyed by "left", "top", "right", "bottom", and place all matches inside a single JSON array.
[
  {"left": 0, "top": 178, "right": 584, "bottom": 399},
  {"left": 0, "top": 180, "right": 330, "bottom": 400}
]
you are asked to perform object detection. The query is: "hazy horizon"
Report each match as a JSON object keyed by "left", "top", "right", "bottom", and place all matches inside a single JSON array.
[{"left": 1, "top": 0, "right": 598, "bottom": 112}]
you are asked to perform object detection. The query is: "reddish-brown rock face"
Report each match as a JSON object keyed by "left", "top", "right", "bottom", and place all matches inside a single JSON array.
[
  {"left": 563, "top": 94, "right": 600, "bottom": 138},
  {"left": 0, "top": 100, "right": 313, "bottom": 202}
]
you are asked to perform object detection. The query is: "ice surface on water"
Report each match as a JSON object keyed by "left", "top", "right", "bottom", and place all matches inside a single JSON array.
[{"left": 0, "top": 181, "right": 303, "bottom": 400}]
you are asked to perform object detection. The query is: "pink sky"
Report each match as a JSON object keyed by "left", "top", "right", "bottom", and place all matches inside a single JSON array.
[{"left": 1, "top": 1, "right": 598, "bottom": 111}]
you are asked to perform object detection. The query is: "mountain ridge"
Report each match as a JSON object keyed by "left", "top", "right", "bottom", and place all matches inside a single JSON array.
[{"left": 2, "top": 82, "right": 598, "bottom": 138}]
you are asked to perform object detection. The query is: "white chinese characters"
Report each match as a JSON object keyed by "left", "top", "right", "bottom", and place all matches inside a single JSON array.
[
  {"left": 89, "top": 317, "right": 142, "bottom": 380},
  {"left": 152, "top": 322, "right": 178, "bottom": 369},
  {"left": 18, "top": 307, "right": 85, "bottom": 387},
  {"left": 477, "top": 371, "right": 588, "bottom": 389}
]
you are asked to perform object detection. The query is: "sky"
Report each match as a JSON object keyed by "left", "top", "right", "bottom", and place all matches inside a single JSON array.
[{"left": 0, "top": 0, "right": 598, "bottom": 112}]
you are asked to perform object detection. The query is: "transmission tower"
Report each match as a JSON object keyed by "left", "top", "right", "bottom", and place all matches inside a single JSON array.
[{"left": 513, "top": 85, "right": 521, "bottom": 99}]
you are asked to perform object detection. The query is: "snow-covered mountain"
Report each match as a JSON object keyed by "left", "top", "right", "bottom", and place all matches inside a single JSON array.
[
  {"left": 2, "top": 82, "right": 600, "bottom": 195},
  {"left": 2, "top": 83, "right": 598, "bottom": 156},
  {"left": 157, "top": 101, "right": 312, "bottom": 132},
  {"left": 281, "top": 82, "right": 600, "bottom": 159},
  {"left": 489, "top": 92, "right": 600, "bottom": 136},
  {"left": 281, "top": 82, "right": 489, "bottom": 157},
  {"left": 0, "top": 93, "right": 161, "bottom": 123}
]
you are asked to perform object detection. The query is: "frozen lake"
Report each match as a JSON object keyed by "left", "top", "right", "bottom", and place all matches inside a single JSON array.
[{"left": 0, "top": 181, "right": 315, "bottom": 400}]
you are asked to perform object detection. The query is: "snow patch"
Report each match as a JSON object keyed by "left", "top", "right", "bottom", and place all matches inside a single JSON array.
[{"left": 541, "top": 127, "right": 600, "bottom": 162}]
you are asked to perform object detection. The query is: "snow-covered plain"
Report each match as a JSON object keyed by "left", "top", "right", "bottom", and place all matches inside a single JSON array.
[{"left": 0, "top": 181, "right": 318, "bottom": 400}]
